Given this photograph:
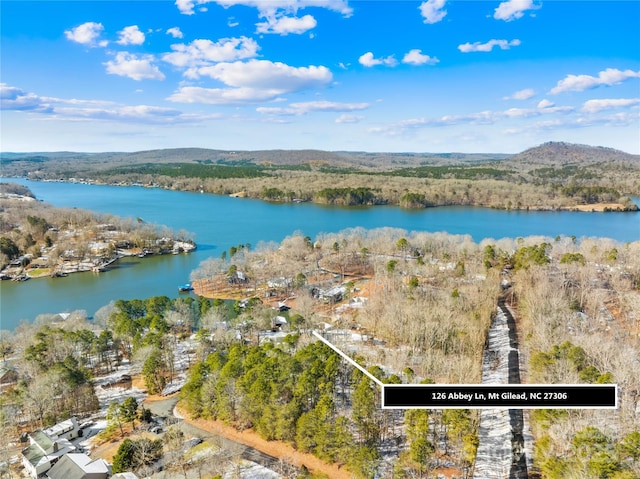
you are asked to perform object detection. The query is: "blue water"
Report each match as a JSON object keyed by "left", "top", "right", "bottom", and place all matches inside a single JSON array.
[{"left": 1, "top": 178, "right": 638, "bottom": 330}]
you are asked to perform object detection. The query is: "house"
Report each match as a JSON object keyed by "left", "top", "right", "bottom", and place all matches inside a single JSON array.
[
  {"left": 277, "top": 302, "right": 290, "bottom": 312},
  {"left": 0, "top": 365, "right": 18, "bottom": 386},
  {"left": 319, "top": 285, "right": 347, "bottom": 304},
  {"left": 228, "top": 270, "right": 249, "bottom": 285},
  {"left": 271, "top": 316, "right": 288, "bottom": 331},
  {"left": 44, "top": 417, "right": 80, "bottom": 441},
  {"left": 112, "top": 473, "right": 139, "bottom": 479},
  {"left": 46, "top": 453, "right": 110, "bottom": 479},
  {"left": 21, "top": 430, "right": 75, "bottom": 478},
  {"left": 267, "top": 277, "right": 292, "bottom": 289},
  {"left": 88, "top": 242, "right": 111, "bottom": 255}
]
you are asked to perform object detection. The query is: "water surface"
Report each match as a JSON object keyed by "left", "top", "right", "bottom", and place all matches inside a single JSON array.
[{"left": 1, "top": 179, "right": 638, "bottom": 330}]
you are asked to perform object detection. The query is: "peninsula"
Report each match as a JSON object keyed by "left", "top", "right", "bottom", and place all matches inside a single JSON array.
[{"left": 0, "top": 183, "right": 196, "bottom": 280}]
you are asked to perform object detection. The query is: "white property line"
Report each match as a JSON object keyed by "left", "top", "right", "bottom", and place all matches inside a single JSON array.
[{"left": 312, "top": 331, "right": 385, "bottom": 388}]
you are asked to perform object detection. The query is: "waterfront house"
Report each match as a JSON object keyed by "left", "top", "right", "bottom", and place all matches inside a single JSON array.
[{"left": 228, "top": 270, "right": 249, "bottom": 285}]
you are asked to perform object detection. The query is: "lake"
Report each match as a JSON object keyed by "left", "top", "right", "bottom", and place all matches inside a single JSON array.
[{"left": 1, "top": 178, "right": 638, "bottom": 331}]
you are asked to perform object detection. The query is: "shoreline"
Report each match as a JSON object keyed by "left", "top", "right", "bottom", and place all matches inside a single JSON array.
[
  {"left": 1, "top": 247, "right": 196, "bottom": 282},
  {"left": 10, "top": 176, "right": 639, "bottom": 213}
]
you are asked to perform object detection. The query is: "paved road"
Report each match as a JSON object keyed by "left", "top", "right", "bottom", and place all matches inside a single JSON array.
[{"left": 144, "top": 396, "right": 281, "bottom": 470}]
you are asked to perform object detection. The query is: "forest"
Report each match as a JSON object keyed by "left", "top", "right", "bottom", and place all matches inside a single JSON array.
[
  {"left": 2, "top": 225, "right": 638, "bottom": 478},
  {"left": 2, "top": 142, "right": 638, "bottom": 212}
]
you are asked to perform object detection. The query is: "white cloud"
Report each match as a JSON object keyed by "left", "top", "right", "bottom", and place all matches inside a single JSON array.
[
  {"left": 176, "top": 0, "right": 353, "bottom": 17},
  {"left": 494, "top": 0, "right": 540, "bottom": 21},
  {"left": 369, "top": 103, "right": 576, "bottom": 136},
  {"left": 402, "top": 49, "right": 439, "bottom": 66},
  {"left": 175, "top": 0, "right": 197, "bottom": 15},
  {"left": 168, "top": 60, "right": 332, "bottom": 104},
  {"left": 359, "top": 52, "right": 398, "bottom": 67},
  {"left": 257, "top": 100, "right": 370, "bottom": 116},
  {"left": 419, "top": 0, "right": 447, "bottom": 24},
  {"left": 256, "top": 106, "right": 298, "bottom": 115},
  {"left": 582, "top": 98, "right": 640, "bottom": 113},
  {"left": 163, "top": 37, "right": 259, "bottom": 68},
  {"left": 167, "top": 86, "right": 283, "bottom": 104},
  {"left": 58, "top": 105, "right": 184, "bottom": 122},
  {"left": 104, "top": 52, "right": 166, "bottom": 81},
  {"left": 64, "top": 22, "right": 108, "bottom": 47},
  {"left": 117, "top": 25, "right": 145, "bottom": 45},
  {"left": 458, "top": 39, "right": 521, "bottom": 53},
  {"left": 192, "top": 59, "right": 332, "bottom": 90},
  {"left": 550, "top": 68, "right": 640, "bottom": 94},
  {"left": 504, "top": 88, "right": 535, "bottom": 100},
  {"left": 290, "top": 100, "right": 369, "bottom": 112},
  {"left": 256, "top": 14, "right": 317, "bottom": 35},
  {"left": 0, "top": 84, "right": 51, "bottom": 112},
  {"left": 39, "top": 96, "right": 116, "bottom": 107},
  {"left": 0, "top": 83, "right": 217, "bottom": 124},
  {"left": 55, "top": 105, "right": 222, "bottom": 123},
  {"left": 537, "top": 99, "right": 555, "bottom": 109},
  {"left": 167, "top": 27, "right": 184, "bottom": 39},
  {"left": 335, "top": 114, "right": 364, "bottom": 124}
]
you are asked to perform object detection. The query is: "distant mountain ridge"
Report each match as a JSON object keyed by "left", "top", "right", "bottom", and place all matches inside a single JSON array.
[
  {"left": 508, "top": 141, "right": 639, "bottom": 167},
  {"left": 1, "top": 142, "right": 637, "bottom": 171}
]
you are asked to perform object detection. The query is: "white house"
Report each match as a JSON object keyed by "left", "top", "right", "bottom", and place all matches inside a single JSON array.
[
  {"left": 44, "top": 417, "right": 80, "bottom": 441},
  {"left": 21, "top": 430, "right": 75, "bottom": 478}
]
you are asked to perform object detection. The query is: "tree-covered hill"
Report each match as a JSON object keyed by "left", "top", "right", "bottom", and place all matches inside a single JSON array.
[{"left": 2, "top": 142, "right": 638, "bottom": 210}]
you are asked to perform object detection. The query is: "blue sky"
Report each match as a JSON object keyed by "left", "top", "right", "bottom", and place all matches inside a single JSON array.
[{"left": 1, "top": 0, "right": 639, "bottom": 154}]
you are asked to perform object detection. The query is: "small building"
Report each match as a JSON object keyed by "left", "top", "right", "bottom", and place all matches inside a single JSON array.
[
  {"left": 319, "top": 285, "right": 347, "bottom": 304},
  {"left": 277, "top": 302, "right": 290, "bottom": 312},
  {"left": 88, "top": 242, "right": 111, "bottom": 255},
  {"left": 267, "top": 277, "right": 292, "bottom": 289},
  {"left": 0, "top": 365, "right": 18, "bottom": 386},
  {"left": 46, "top": 453, "right": 110, "bottom": 479},
  {"left": 271, "top": 316, "right": 288, "bottom": 331},
  {"left": 228, "top": 270, "right": 249, "bottom": 285}
]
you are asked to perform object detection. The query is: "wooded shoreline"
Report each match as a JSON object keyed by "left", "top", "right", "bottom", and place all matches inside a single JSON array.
[{"left": 4, "top": 141, "right": 639, "bottom": 212}]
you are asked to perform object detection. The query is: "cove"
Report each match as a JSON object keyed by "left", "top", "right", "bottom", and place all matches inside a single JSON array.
[{"left": 0, "top": 178, "right": 638, "bottom": 331}]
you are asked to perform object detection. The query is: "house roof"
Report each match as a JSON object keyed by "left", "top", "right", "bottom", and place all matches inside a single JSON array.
[
  {"left": 0, "top": 366, "right": 16, "bottom": 376},
  {"left": 112, "top": 473, "right": 138, "bottom": 479},
  {"left": 44, "top": 418, "right": 77, "bottom": 438},
  {"left": 46, "top": 454, "right": 109, "bottom": 479},
  {"left": 22, "top": 432, "right": 75, "bottom": 468},
  {"left": 0, "top": 366, "right": 18, "bottom": 383},
  {"left": 30, "top": 430, "right": 54, "bottom": 451},
  {"left": 22, "top": 443, "right": 47, "bottom": 468}
]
